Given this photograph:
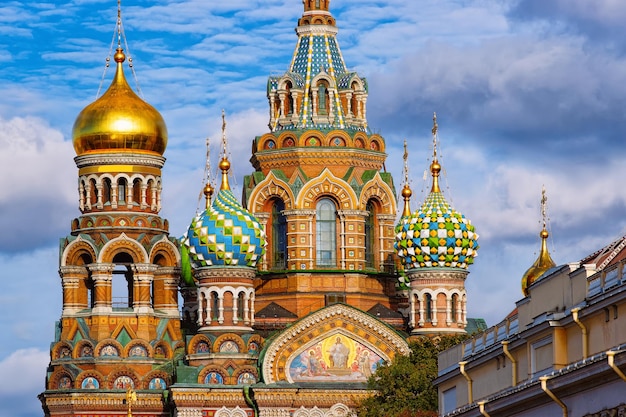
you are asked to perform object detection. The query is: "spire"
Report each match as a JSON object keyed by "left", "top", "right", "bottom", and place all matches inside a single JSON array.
[
  {"left": 401, "top": 140, "right": 412, "bottom": 217},
  {"left": 219, "top": 110, "right": 231, "bottom": 191},
  {"left": 521, "top": 186, "right": 557, "bottom": 295},
  {"left": 429, "top": 112, "right": 441, "bottom": 193},
  {"left": 202, "top": 137, "right": 214, "bottom": 209}
]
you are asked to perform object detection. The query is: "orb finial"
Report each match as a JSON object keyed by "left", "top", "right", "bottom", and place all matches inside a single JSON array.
[{"left": 429, "top": 112, "right": 441, "bottom": 193}]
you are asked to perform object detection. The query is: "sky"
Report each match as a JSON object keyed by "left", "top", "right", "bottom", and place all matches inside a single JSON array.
[{"left": 2, "top": 0, "right": 626, "bottom": 416}]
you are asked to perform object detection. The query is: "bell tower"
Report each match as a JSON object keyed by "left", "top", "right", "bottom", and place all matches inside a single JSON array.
[
  {"left": 40, "top": 4, "right": 183, "bottom": 415},
  {"left": 245, "top": 0, "right": 401, "bottom": 329}
]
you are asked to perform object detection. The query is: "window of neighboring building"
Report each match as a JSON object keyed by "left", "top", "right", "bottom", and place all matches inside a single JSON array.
[
  {"left": 531, "top": 336, "right": 553, "bottom": 376},
  {"left": 442, "top": 386, "right": 457, "bottom": 414},
  {"left": 316, "top": 198, "right": 336, "bottom": 267},
  {"left": 271, "top": 199, "right": 287, "bottom": 269}
]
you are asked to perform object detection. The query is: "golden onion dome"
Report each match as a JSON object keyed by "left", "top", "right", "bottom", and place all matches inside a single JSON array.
[
  {"left": 72, "top": 48, "right": 167, "bottom": 156},
  {"left": 521, "top": 228, "right": 556, "bottom": 295}
]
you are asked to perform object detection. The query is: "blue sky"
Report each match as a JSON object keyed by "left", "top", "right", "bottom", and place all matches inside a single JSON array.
[{"left": 2, "top": 0, "right": 626, "bottom": 416}]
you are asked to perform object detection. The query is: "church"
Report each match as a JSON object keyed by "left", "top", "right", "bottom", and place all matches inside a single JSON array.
[{"left": 38, "top": 1, "right": 481, "bottom": 416}]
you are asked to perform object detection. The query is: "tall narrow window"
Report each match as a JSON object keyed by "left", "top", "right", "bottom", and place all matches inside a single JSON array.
[
  {"left": 365, "top": 201, "right": 376, "bottom": 268},
  {"left": 237, "top": 294, "right": 244, "bottom": 320},
  {"left": 212, "top": 291, "right": 219, "bottom": 320},
  {"left": 271, "top": 200, "right": 287, "bottom": 269},
  {"left": 103, "top": 178, "right": 112, "bottom": 204},
  {"left": 132, "top": 179, "right": 141, "bottom": 206},
  {"left": 451, "top": 294, "right": 459, "bottom": 323},
  {"left": 425, "top": 293, "right": 433, "bottom": 322},
  {"left": 111, "top": 252, "right": 134, "bottom": 309},
  {"left": 285, "top": 81, "right": 293, "bottom": 115},
  {"left": 118, "top": 178, "right": 127, "bottom": 203},
  {"left": 89, "top": 178, "right": 98, "bottom": 206},
  {"left": 316, "top": 198, "right": 336, "bottom": 267}
]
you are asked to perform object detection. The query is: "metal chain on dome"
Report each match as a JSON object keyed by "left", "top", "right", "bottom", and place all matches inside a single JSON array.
[{"left": 96, "top": 0, "right": 143, "bottom": 98}]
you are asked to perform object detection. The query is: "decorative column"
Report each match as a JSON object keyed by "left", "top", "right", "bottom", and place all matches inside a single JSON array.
[
  {"left": 131, "top": 263, "right": 156, "bottom": 315},
  {"left": 59, "top": 266, "right": 88, "bottom": 316},
  {"left": 153, "top": 266, "right": 180, "bottom": 317},
  {"left": 284, "top": 209, "right": 315, "bottom": 270},
  {"left": 89, "top": 263, "right": 114, "bottom": 314},
  {"left": 377, "top": 214, "right": 396, "bottom": 272}
]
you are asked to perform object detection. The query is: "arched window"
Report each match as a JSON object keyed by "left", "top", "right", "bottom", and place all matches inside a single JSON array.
[
  {"left": 132, "top": 179, "right": 141, "bottom": 206},
  {"left": 351, "top": 82, "right": 359, "bottom": 117},
  {"left": 285, "top": 81, "right": 293, "bottom": 115},
  {"left": 365, "top": 201, "right": 376, "bottom": 268},
  {"left": 103, "top": 178, "right": 113, "bottom": 204},
  {"left": 271, "top": 200, "right": 287, "bottom": 269},
  {"left": 237, "top": 293, "right": 244, "bottom": 320},
  {"left": 89, "top": 178, "right": 98, "bottom": 206},
  {"left": 118, "top": 178, "right": 127, "bottom": 203},
  {"left": 451, "top": 293, "right": 458, "bottom": 323},
  {"left": 318, "top": 82, "right": 328, "bottom": 114},
  {"left": 146, "top": 179, "right": 154, "bottom": 207},
  {"left": 316, "top": 198, "right": 336, "bottom": 267},
  {"left": 425, "top": 293, "right": 433, "bottom": 322},
  {"left": 211, "top": 291, "right": 219, "bottom": 320},
  {"left": 111, "top": 252, "right": 134, "bottom": 309}
]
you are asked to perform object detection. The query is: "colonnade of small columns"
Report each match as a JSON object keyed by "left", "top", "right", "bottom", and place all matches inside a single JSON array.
[
  {"left": 408, "top": 289, "right": 467, "bottom": 330},
  {"left": 78, "top": 174, "right": 162, "bottom": 213},
  {"left": 196, "top": 286, "right": 256, "bottom": 329}
]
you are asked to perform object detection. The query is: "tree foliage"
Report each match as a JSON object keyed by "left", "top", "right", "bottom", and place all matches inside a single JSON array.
[{"left": 357, "top": 334, "right": 468, "bottom": 417}]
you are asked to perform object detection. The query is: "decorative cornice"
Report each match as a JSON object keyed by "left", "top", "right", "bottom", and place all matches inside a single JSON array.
[
  {"left": 282, "top": 209, "right": 316, "bottom": 217},
  {"left": 296, "top": 25, "right": 339, "bottom": 36},
  {"left": 40, "top": 391, "right": 164, "bottom": 411},
  {"left": 194, "top": 267, "right": 257, "bottom": 281},
  {"left": 75, "top": 153, "right": 165, "bottom": 169},
  {"left": 406, "top": 269, "right": 469, "bottom": 282},
  {"left": 251, "top": 149, "right": 385, "bottom": 171}
]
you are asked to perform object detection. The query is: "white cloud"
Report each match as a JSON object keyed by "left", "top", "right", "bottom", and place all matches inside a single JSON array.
[
  {"left": 0, "top": 117, "right": 75, "bottom": 252},
  {"left": 0, "top": 348, "right": 48, "bottom": 417}
]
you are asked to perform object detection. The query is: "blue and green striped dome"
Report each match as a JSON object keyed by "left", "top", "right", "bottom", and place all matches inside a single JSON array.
[
  {"left": 395, "top": 192, "right": 478, "bottom": 270},
  {"left": 183, "top": 189, "right": 266, "bottom": 268}
]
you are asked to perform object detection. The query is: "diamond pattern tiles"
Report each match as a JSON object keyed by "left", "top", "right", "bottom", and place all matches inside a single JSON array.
[
  {"left": 394, "top": 192, "right": 478, "bottom": 270},
  {"left": 183, "top": 189, "right": 266, "bottom": 268}
]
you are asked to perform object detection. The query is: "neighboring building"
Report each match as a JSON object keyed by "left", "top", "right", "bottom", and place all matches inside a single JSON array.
[
  {"left": 38, "top": 1, "right": 482, "bottom": 416},
  {"left": 435, "top": 191, "right": 626, "bottom": 417}
]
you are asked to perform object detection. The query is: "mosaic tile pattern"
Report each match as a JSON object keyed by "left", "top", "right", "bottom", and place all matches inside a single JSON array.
[
  {"left": 395, "top": 192, "right": 478, "bottom": 269},
  {"left": 183, "top": 189, "right": 266, "bottom": 268},
  {"left": 268, "top": 28, "right": 367, "bottom": 132}
]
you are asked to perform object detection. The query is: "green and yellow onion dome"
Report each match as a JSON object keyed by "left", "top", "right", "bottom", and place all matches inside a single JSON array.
[
  {"left": 395, "top": 192, "right": 478, "bottom": 270},
  {"left": 72, "top": 48, "right": 167, "bottom": 156},
  {"left": 182, "top": 187, "right": 266, "bottom": 269}
]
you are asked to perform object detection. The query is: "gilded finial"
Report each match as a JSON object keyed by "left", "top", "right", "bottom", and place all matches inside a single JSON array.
[
  {"left": 401, "top": 140, "right": 412, "bottom": 217},
  {"left": 521, "top": 186, "right": 556, "bottom": 295},
  {"left": 219, "top": 110, "right": 231, "bottom": 191},
  {"left": 202, "top": 137, "right": 214, "bottom": 209},
  {"left": 126, "top": 386, "right": 136, "bottom": 417},
  {"left": 429, "top": 112, "right": 441, "bottom": 193}
]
